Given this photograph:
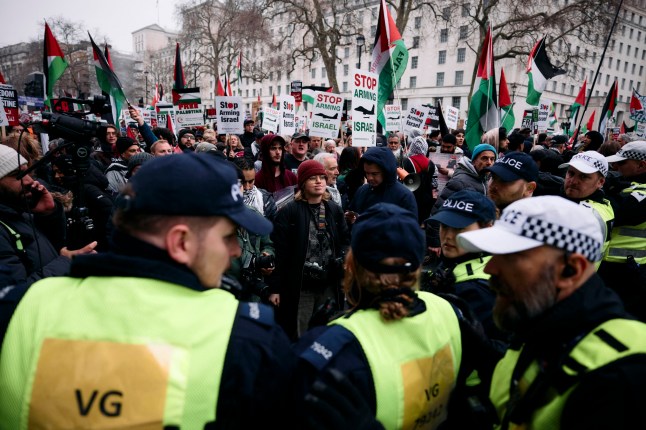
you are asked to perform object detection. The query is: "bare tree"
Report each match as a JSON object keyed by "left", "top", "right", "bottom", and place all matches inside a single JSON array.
[
  {"left": 264, "top": 0, "right": 365, "bottom": 93},
  {"left": 386, "top": 0, "right": 437, "bottom": 34}
]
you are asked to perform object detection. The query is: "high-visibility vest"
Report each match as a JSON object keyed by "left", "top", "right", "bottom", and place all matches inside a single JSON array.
[
  {"left": 0, "top": 276, "right": 240, "bottom": 430},
  {"left": 604, "top": 183, "right": 646, "bottom": 264},
  {"left": 490, "top": 318, "right": 646, "bottom": 429},
  {"left": 452, "top": 255, "right": 491, "bottom": 283},
  {"left": 331, "top": 291, "right": 462, "bottom": 430}
]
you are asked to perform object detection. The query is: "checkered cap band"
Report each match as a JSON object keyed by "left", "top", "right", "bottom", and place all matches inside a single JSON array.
[
  {"left": 572, "top": 153, "right": 608, "bottom": 176},
  {"left": 520, "top": 215, "right": 602, "bottom": 261},
  {"left": 616, "top": 149, "right": 646, "bottom": 162}
]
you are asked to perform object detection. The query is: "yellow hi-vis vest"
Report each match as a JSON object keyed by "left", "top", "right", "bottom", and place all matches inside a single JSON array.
[
  {"left": 580, "top": 197, "right": 614, "bottom": 267},
  {"left": 330, "top": 291, "right": 462, "bottom": 430},
  {"left": 490, "top": 318, "right": 646, "bottom": 430},
  {"left": 604, "top": 183, "right": 646, "bottom": 264},
  {"left": 0, "top": 276, "right": 239, "bottom": 430},
  {"left": 452, "top": 256, "right": 491, "bottom": 283}
]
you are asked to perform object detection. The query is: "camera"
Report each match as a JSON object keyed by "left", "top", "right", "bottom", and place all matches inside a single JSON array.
[
  {"left": 253, "top": 254, "right": 275, "bottom": 270},
  {"left": 303, "top": 261, "right": 327, "bottom": 282},
  {"left": 240, "top": 268, "right": 269, "bottom": 301}
]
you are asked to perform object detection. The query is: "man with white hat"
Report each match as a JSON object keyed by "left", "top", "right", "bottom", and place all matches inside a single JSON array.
[
  {"left": 0, "top": 145, "right": 96, "bottom": 286},
  {"left": 457, "top": 195, "right": 646, "bottom": 429},
  {"left": 559, "top": 151, "right": 614, "bottom": 265},
  {"left": 600, "top": 141, "right": 646, "bottom": 321}
]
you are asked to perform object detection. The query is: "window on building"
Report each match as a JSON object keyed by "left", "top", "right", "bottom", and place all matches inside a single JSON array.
[
  {"left": 619, "top": 42, "right": 623, "bottom": 53},
  {"left": 562, "top": 83, "right": 566, "bottom": 93},
  {"left": 455, "top": 70, "right": 464, "bottom": 85},
  {"left": 459, "top": 26, "right": 468, "bottom": 40},
  {"left": 635, "top": 48, "right": 639, "bottom": 58},
  {"left": 440, "top": 29, "right": 448, "bottom": 43},
  {"left": 343, "top": 82, "right": 348, "bottom": 92},
  {"left": 616, "top": 60, "right": 620, "bottom": 71},
  {"left": 285, "top": 85, "right": 289, "bottom": 93},
  {"left": 627, "top": 45, "right": 632, "bottom": 56},
  {"left": 410, "top": 76, "right": 417, "bottom": 88},
  {"left": 461, "top": 3, "right": 470, "bottom": 17},
  {"left": 552, "top": 81, "right": 557, "bottom": 91},
  {"left": 401, "top": 98, "right": 408, "bottom": 110},
  {"left": 452, "top": 96, "right": 461, "bottom": 109},
  {"left": 570, "top": 85, "right": 574, "bottom": 96},
  {"left": 415, "top": 16, "right": 422, "bottom": 29},
  {"left": 457, "top": 48, "right": 466, "bottom": 63},
  {"left": 253, "top": 89, "right": 256, "bottom": 97},
  {"left": 638, "top": 82, "right": 642, "bottom": 92},
  {"left": 412, "top": 36, "right": 420, "bottom": 48},
  {"left": 371, "top": 25, "right": 376, "bottom": 36},
  {"left": 439, "top": 50, "right": 446, "bottom": 64},
  {"left": 639, "top": 31, "right": 642, "bottom": 42},
  {"left": 437, "top": 72, "right": 445, "bottom": 87},
  {"left": 624, "top": 62, "right": 628, "bottom": 73},
  {"left": 640, "top": 65, "right": 644, "bottom": 76},
  {"left": 344, "top": 64, "right": 349, "bottom": 76},
  {"left": 269, "top": 86, "right": 273, "bottom": 95},
  {"left": 322, "top": 67, "right": 326, "bottom": 77},
  {"left": 630, "top": 28, "right": 634, "bottom": 39},
  {"left": 269, "top": 72, "right": 273, "bottom": 81},
  {"left": 630, "top": 80, "right": 634, "bottom": 90},
  {"left": 442, "top": 7, "right": 451, "bottom": 20},
  {"left": 411, "top": 56, "right": 418, "bottom": 69},
  {"left": 605, "top": 75, "right": 610, "bottom": 85},
  {"left": 621, "top": 78, "right": 625, "bottom": 90},
  {"left": 311, "top": 69, "right": 316, "bottom": 79},
  {"left": 278, "top": 86, "right": 282, "bottom": 95},
  {"left": 633, "top": 64, "right": 637, "bottom": 74},
  {"left": 344, "top": 47, "right": 349, "bottom": 58}
]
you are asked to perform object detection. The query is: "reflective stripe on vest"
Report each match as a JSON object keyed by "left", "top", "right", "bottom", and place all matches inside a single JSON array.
[
  {"left": 580, "top": 198, "right": 614, "bottom": 268},
  {"left": 604, "top": 183, "right": 646, "bottom": 264},
  {"left": 490, "top": 318, "right": 646, "bottom": 430},
  {"left": 330, "top": 291, "right": 462, "bottom": 430},
  {"left": 452, "top": 256, "right": 491, "bottom": 284},
  {"left": 0, "top": 276, "right": 238, "bottom": 429}
]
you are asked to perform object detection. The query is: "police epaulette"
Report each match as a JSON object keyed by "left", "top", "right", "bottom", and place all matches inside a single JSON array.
[
  {"left": 299, "top": 325, "right": 356, "bottom": 371},
  {"left": 237, "top": 301, "right": 275, "bottom": 327}
]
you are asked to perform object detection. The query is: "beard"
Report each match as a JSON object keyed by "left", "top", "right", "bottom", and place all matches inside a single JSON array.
[{"left": 490, "top": 263, "right": 558, "bottom": 333}]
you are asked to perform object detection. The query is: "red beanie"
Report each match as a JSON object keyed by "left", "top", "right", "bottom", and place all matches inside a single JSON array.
[{"left": 297, "top": 160, "right": 327, "bottom": 189}]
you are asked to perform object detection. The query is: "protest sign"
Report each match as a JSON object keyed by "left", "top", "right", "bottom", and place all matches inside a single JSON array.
[
  {"left": 291, "top": 80, "right": 302, "bottom": 104},
  {"left": 351, "top": 69, "right": 378, "bottom": 146},
  {"left": 0, "top": 84, "right": 19, "bottom": 126},
  {"left": 384, "top": 105, "right": 402, "bottom": 132},
  {"left": 279, "top": 95, "right": 296, "bottom": 136},
  {"left": 262, "top": 106, "right": 280, "bottom": 133},
  {"left": 310, "top": 91, "right": 343, "bottom": 139},
  {"left": 216, "top": 96, "right": 244, "bottom": 134},
  {"left": 426, "top": 104, "right": 439, "bottom": 129},
  {"left": 445, "top": 106, "right": 459, "bottom": 130},
  {"left": 176, "top": 90, "right": 204, "bottom": 127},
  {"left": 429, "top": 152, "right": 462, "bottom": 196},
  {"left": 403, "top": 103, "right": 428, "bottom": 135},
  {"left": 537, "top": 101, "right": 550, "bottom": 133}
]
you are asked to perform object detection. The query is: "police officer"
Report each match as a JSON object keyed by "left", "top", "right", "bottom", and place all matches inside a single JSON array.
[
  {"left": 601, "top": 141, "right": 646, "bottom": 321},
  {"left": 0, "top": 154, "right": 297, "bottom": 428},
  {"left": 458, "top": 196, "right": 646, "bottom": 428}
]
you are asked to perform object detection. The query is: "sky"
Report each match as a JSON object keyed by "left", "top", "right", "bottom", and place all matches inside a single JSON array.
[{"left": 0, "top": 0, "right": 179, "bottom": 53}]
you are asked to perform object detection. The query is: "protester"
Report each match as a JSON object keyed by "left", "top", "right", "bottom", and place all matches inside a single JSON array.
[
  {"left": 0, "top": 153, "right": 297, "bottom": 428},
  {"left": 105, "top": 137, "right": 141, "bottom": 193},
  {"left": 457, "top": 195, "right": 646, "bottom": 428},
  {"left": 254, "top": 134, "right": 298, "bottom": 193}
]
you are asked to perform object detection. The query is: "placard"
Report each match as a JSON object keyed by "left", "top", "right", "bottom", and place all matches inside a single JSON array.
[
  {"left": 278, "top": 95, "right": 296, "bottom": 136},
  {"left": 403, "top": 103, "right": 429, "bottom": 135},
  {"left": 351, "top": 69, "right": 378, "bottom": 146},
  {"left": 215, "top": 96, "right": 244, "bottom": 134},
  {"left": 445, "top": 106, "right": 459, "bottom": 130},
  {"left": 310, "top": 91, "right": 344, "bottom": 139},
  {"left": 0, "top": 84, "right": 19, "bottom": 126},
  {"left": 384, "top": 105, "right": 402, "bottom": 132},
  {"left": 262, "top": 107, "right": 280, "bottom": 133}
]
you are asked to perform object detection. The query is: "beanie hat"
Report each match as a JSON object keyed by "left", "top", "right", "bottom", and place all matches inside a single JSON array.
[
  {"left": 126, "top": 152, "right": 154, "bottom": 178},
  {"left": 116, "top": 137, "right": 138, "bottom": 155},
  {"left": 471, "top": 144, "right": 498, "bottom": 161},
  {"left": 178, "top": 129, "right": 195, "bottom": 141},
  {"left": 297, "top": 160, "right": 326, "bottom": 189},
  {"left": 0, "top": 145, "right": 27, "bottom": 179},
  {"left": 352, "top": 203, "right": 425, "bottom": 273}
]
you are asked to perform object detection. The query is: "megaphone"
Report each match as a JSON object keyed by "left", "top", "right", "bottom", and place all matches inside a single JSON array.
[{"left": 396, "top": 167, "right": 422, "bottom": 192}]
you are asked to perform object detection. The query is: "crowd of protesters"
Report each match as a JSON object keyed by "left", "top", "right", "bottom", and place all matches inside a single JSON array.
[{"left": 0, "top": 105, "right": 645, "bottom": 428}]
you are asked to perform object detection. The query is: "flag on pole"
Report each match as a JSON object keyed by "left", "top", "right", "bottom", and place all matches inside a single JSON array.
[
  {"left": 234, "top": 52, "right": 242, "bottom": 95},
  {"left": 172, "top": 43, "right": 185, "bottom": 104},
  {"left": 436, "top": 100, "right": 449, "bottom": 136},
  {"left": 621, "top": 121, "right": 635, "bottom": 133},
  {"left": 302, "top": 86, "right": 333, "bottom": 106},
  {"left": 598, "top": 80, "right": 618, "bottom": 137},
  {"left": 152, "top": 83, "right": 160, "bottom": 107},
  {"left": 0, "top": 71, "right": 6, "bottom": 84},
  {"left": 549, "top": 102, "right": 558, "bottom": 129},
  {"left": 585, "top": 110, "right": 596, "bottom": 133},
  {"left": 525, "top": 37, "right": 565, "bottom": 106},
  {"left": 43, "top": 23, "right": 69, "bottom": 108},
  {"left": 370, "top": 0, "right": 408, "bottom": 129},
  {"left": 158, "top": 83, "right": 164, "bottom": 101},
  {"left": 257, "top": 93, "right": 261, "bottom": 104},
  {"left": 271, "top": 93, "right": 277, "bottom": 107},
  {"left": 629, "top": 89, "right": 646, "bottom": 123},
  {"left": 499, "top": 67, "right": 515, "bottom": 133},
  {"left": 216, "top": 76, "right": 225, "bottom": 97},
  {"left": 465, "top": 26, "right": 498, "bottom": 151},
  {"left": 570, "top": 79, "right": 587, "bottom": 133},
  {"left": 225, "top": 72, "right": 233, "bottom": 96},
  {"left": 89, "top": 33, "right": 126, "bottom": 124},
  {"left": 104, "top": 44, "right": 113, "bottom": 69}
]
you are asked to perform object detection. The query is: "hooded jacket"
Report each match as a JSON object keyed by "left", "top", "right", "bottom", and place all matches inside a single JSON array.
[
  {"left": 254, "top": 135, "right": 298, "bottom": 193},
  {"left": 432, "top": 157, "right": 487, "bottom": 213},
  {"left": 348, "top": 147, "right": 418, "bottom": 216}
]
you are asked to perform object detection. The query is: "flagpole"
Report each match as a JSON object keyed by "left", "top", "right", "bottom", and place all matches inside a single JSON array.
[{"left": 572, "top": 0, "right": 623, "bottom": 140}]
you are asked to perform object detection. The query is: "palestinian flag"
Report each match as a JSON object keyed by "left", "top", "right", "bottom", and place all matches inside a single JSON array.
[
  {"left": 271, "top": 93, "right": 277, "bottom": 107},
  {"left": 216, "top": 76, "right": 225, "bottom": 97},
  {"left": 549, "top": 102, "right": 558, "bottom": 129},
  {"left": 465, "top": 26, "right": 498, "bottom": 151},
  {"left": 234, "top": 52, "right": 242, "bottom": 95},
  {"left": 598, "top": 80, "right": 618, "bottom": 137},
  {"left": 225, "top": 72, "right": 233, "bottom": 96},
  {"left": 104, "top": 44, "right": 113, "bottom": 69},
  {"left": 43, "top": 23, "right": 69, "bottom": 108},
  {"left": 302, "top": 85, "right": 333, "bottom": 105},
  {"left": 436, "top": 100, "right": 449, "bottom": 136},
  {"left": 89, "top": 33, "right": 126, "bottom": 124},
  {"left": 584, "top": 110, "right": 596, "bottom": 133},
  {"left": 621, "top": 121, "right": 635, "bottom": 133},
  {"left": 370, "top": 0, "right": 408, "bottom": 129},
  {"left": 499, "top": 67, "right": 515, "bottom": 133},
  {"left": 0, "top": 70, "right": 5, "bottom": 84},
  {"left": 152, "top": 83, "right": 160, "bottom": 107},
  {"left": 172, "top": 43, "right": 185, "bottom": 104},
  {"left": 629, "top": 89, "right": 646, "bottom": 123},
  {"left": 526, "top": 37, "right": 565, "bottom": 106},
  {"left": 570, "top": 79, "right": 587, "bottom": 134}
]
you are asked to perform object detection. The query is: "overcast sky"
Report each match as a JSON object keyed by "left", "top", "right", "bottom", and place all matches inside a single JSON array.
[{"left": 1, "top": 0, "right": 179, "bottom": 53}]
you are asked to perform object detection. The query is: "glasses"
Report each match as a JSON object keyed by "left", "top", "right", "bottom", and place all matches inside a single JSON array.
[{"left": 183, "top": 135, "right": 196, "bottom": 140}]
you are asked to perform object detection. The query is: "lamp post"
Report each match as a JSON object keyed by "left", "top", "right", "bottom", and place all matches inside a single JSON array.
[
  {"left": 356, "top": 35, "right": 365, "bottom": 70},
  {"left": 561, "top": 107, "right": 572, "bottom": 136},
  {"left": 144, "top": 70, "right": 149, "bottom": 106}
]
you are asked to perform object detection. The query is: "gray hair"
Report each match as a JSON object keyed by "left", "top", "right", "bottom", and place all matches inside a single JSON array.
[{"left": 313, "top": 152, "right": 335, "bottom": 164}]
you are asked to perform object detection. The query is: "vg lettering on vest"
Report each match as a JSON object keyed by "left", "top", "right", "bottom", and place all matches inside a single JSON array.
[{"left": 442, "top": 199, "right": 474, "bottom": 212}]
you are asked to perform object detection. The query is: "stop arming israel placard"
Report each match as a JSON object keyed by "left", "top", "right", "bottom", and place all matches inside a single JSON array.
[
  {"left": 352, "top": 69, "right": 378, "bottom": 147},
  {"left": 262, "top": 107, "right": 280, "bottom": 134},
  {"left": 279, "top": 95, "right": 296, "bottom": 136},
  {"left": 403, "top": 103, "right": 429, "bottom": 135},
  {"left": 384, "top": 105, "right": 402, "bottom": 132},
  {"left": 216, "top": 96, "right": 243, "bottom": 134},
  {"left": 445, "top": 106, "right": 459, "bottom": 130},
  {"left": 310, "top": 91, "right": 344, "bottom": 139}
]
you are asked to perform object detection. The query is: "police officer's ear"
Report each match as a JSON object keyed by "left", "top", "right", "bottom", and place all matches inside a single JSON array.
[
  {"left": 555, "top": 252, "right": 592, "bottom": 299},
  {"left": 165, "top": 224, "right": 195, "bottom": 265}
]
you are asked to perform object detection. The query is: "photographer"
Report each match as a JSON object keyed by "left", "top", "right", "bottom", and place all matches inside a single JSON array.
[{"left": 269, "top": 160, "right": 349, "bottom": 340}]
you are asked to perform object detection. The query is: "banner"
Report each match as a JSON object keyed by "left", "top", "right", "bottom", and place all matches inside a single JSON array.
[
  {"left": 291, "top": 80, "right": 302, "bottom": 104},
  {"left": 278, "top": 94, "right": 296, "bottom": 136},
  {"left": 0, "top": 84, "right": 19, "bottom": 126},
  {"left": 351, "top": 70, "right": 378, "bottom": 146},
  {"left": 156, "top": 102, "right": 176, "bottom": 132},
  {"left": 310, "top": 91, "right": 343, "bottom": 139},
  {"left": 175, "top": 89, "right": 204, "bottom": 127},
  {"left": 262, "top": 106, "right": 280, "bottom": 133},
  {"left": 426, "top": 105, "right": 440, "bottom": 129},
  {"left": 215, "top": 96, "right": 244, "bottom": 134},
  {"left": 521, "top": 110, "right": 534, "bottom": 129},
  {"left": 403, "top": 103, "right": 429, "bottom": 135},
  {"left": 445, "top": 106, "right": 459, "bottom": 130},
  {"left": 384, "top": 105, "right": 402, "bottom": 132}
]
